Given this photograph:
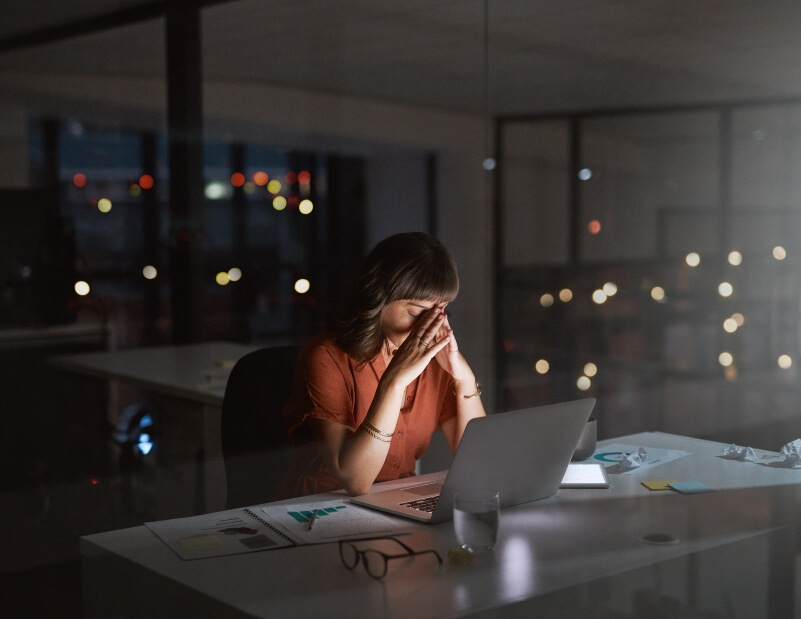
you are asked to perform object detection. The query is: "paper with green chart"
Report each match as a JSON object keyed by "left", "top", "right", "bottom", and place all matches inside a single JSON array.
[{"left": 145, "top": 498, "right": 409, "bottom": 560}]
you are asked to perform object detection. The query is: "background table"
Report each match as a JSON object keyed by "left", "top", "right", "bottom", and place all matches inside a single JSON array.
[
  {"left": 51, "top": 342, "right": 259, "bottom": 514},
  {"left": 81, "top": 432, "right": 801, "bottom": 618}
]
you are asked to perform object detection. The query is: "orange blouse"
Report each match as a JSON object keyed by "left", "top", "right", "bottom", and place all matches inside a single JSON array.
[{"left": 275, "top": 331, "right": 457, "bottom": 499}]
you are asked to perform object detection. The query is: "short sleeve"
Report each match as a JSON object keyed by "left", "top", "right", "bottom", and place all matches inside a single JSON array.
[{"left": 303, "top": 343, "right": 356, "bottom": 427}]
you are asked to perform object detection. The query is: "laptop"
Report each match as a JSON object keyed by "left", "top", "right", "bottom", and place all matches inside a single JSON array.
[{"left": 350, "top": 398, "right": 596, "bottom": 524}]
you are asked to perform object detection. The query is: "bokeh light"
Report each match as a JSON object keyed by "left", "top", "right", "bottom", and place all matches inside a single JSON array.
[
  {"left": 578, "top": 168, "right": 593, "bottom": 181},
  {"left": 299, "top": 199, "right": 314, "bottom": 215},
  {"left": 592, "top": 289, "right": 607, "bottom": 304},
  {"left": 535, "top": 359, "right": 550, "bottom": 374},
  {"left": 602, "top": 282, "right": 618, "bottom": 296},
  {"left": 267, "top": 179, "right": 282, "bottom": 194},
  {"left": 228, "top": 267, "right": 242, "bottom": 282},
  {"left": 718, "top": 282, "right": 733, "bottom": 297},
  {"left": 97, "top": 198, "right": 112, "bottom": 213},
  {"left": 215, "top": 272, "right": 230, "bottom": 286},
  {"left": 558, "top": 288, "right": 573, "bottom": 302},
  {"left": 718, "top": 351, "right": 733, "bottom": 367},
  {"left": 651, "top": 286, "right": 665, "bottom": 302},
  {"left": 230, "top": 172, "right": 246, "bottom": 187},
  {"left": 584, "top": 362, "right": 598, "bottom": 377},
  {"left": 74, "top": 280, "right": 90, "bottom": 296},
  {"left": 727, "top": 250, "right": 742, "bottom": 266},
  {"left": 273, "top": 196, "right": 287, "bottom": 211},
  {"left": 576, "top": 376, "right": 591, "bottom": 391},
  {"left": 685, "top": 252, "right": 700, "bottom": 267},
  {"left": 294, "top": 278, "right": 311, "bottom": 294},
  {"left": 142, "top": 265, "right": 157, "bottom": 280},
  {"left": 540, "top": 293, "right": 554, "bottom": 308},
  {"left": 73, "top": 173, "right": 87, "bottom": 188},
  {"left": 778, "top": 354, "right": 792, "bottom": 369},
  {"left": 773, "top": 246, "right": 787, "bottom": 260},
  {"left": 253, "top": 171, "right": 269, "bottom": 186},
  {"left": 722, "top": 318, "right": 738, "bottom": 333},
  {"left": 588, "top": 220, "right": 601, "bottom": 235},
  {"left": 139, "top": 174, "right": 154, "bottom": 190}
]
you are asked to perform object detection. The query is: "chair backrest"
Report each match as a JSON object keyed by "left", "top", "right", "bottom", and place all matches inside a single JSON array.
[{"left": 220, "top": 345, "right": 301, "bottom": 508}]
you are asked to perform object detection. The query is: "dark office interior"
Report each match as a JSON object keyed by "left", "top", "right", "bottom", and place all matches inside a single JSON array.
[{"left": 2, "top": 1, "right": 801, "bottom": 617}]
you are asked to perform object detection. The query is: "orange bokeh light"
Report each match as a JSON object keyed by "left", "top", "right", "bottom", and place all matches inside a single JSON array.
[
  {"left": 139, "top": 174, "right": 154, "bottom": 190},
  {"left": 285, "top": 171, "right": 297, "bottom": 185},
  {"left": 73, "top": 173, "right": 87, "bottom": 188},
  {"left": 298, "top": 170, "right": 311, "bottom": 185},
  {"left": 231, "top": 172, "right": 246, "bottom": 187},
  {"left": 588, "top": 220, "right": 602, "bottom": 235},
  {"left": 253, "top": 171, "right": 269, "bottom": 186}
]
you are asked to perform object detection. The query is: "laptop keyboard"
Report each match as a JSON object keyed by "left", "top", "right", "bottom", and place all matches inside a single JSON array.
[{"left": 400, "top": 494, "right": 439, "bottom": 513}]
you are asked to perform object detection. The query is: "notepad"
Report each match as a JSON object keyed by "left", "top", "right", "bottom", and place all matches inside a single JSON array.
[
  {"left": 145, "top": 498, "right": 409, "bottom": 560},
  {"left": 559, "top": 462, "right": 610, "bottom": 488}
]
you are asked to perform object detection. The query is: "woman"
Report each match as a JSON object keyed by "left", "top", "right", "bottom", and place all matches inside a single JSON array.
[{"left": 276, "top": 232, "right": 485, "bottom": 499}]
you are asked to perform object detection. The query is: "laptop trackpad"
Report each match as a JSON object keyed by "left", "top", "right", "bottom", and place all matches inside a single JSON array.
[{"left": 404, "top": 482, "right": 443, "bottom": 497}]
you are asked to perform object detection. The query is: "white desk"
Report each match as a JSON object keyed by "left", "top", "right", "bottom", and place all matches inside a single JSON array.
[
  {"left": 51, "top": 342, "right": 259, "bottom": 513},
  {"left": 50, "top": 341, "right": 258, "bottom": 407},
  {"left": 81, "top": 432, "right": 801, "bottom": 618}
]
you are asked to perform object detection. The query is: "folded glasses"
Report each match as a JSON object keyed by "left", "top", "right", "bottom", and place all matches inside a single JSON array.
[{"left": 339, "top": 536, "right": 443, "bottom": 580}]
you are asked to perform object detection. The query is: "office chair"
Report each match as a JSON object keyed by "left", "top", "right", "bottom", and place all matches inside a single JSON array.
[{"left": 220, "top": 345, "right": 301, "bottom": 508}]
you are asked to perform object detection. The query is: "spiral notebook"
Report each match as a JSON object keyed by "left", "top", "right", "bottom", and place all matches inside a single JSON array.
[{"left": 145, "top": 498, "right": 408, "bottom": 560}]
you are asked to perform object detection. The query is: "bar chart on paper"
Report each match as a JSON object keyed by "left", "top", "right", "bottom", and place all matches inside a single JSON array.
[
  {"left": 255, "top": 500, "right": 409, "bottom": 542},
  {"left": 287, "top": 505, "right": 347, "bottom": 524}
]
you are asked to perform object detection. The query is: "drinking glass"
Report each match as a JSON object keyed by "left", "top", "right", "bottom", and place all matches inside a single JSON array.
[{"left": 453, "top": 490, "right": 499, "bottom": 553}]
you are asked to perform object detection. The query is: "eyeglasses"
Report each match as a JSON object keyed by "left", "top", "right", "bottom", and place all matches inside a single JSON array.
[{"left": 339, "top": 537, "right": 443, "bottom": 580}]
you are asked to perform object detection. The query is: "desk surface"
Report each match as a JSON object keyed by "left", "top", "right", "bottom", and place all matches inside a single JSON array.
[
  {"left": 81, "top": 432, "right": 801, "bottom": 619},
  {"left": 50, "top": 341, "right": 258, "bottom": 407}
]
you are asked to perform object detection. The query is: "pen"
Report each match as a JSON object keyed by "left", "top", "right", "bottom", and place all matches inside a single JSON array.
[{"left": 307, "top": 509, "right": 319, "bottom": 531}]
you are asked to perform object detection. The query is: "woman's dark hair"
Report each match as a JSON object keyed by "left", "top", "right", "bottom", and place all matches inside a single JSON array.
[{"left": 332, "top": 232, "right": 459, "bottom": 362}]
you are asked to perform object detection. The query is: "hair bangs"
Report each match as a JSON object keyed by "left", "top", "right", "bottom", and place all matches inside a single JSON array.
[{"left": 387, "top": 258, "right": 459, "bottom": 305}]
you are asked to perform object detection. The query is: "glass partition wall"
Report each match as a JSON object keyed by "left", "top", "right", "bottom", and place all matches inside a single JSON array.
[{"left": 497, "top": 105, "right": 801, "bottom": 448}]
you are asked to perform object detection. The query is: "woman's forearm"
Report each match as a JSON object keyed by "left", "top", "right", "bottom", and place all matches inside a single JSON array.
[{"left": 335, "top": 377, "right": 406, "bottom": 495}]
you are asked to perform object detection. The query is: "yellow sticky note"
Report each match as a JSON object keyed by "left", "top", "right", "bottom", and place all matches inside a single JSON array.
[{"left": 641, "top": 480, "right": 678, "bottom": 491}]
